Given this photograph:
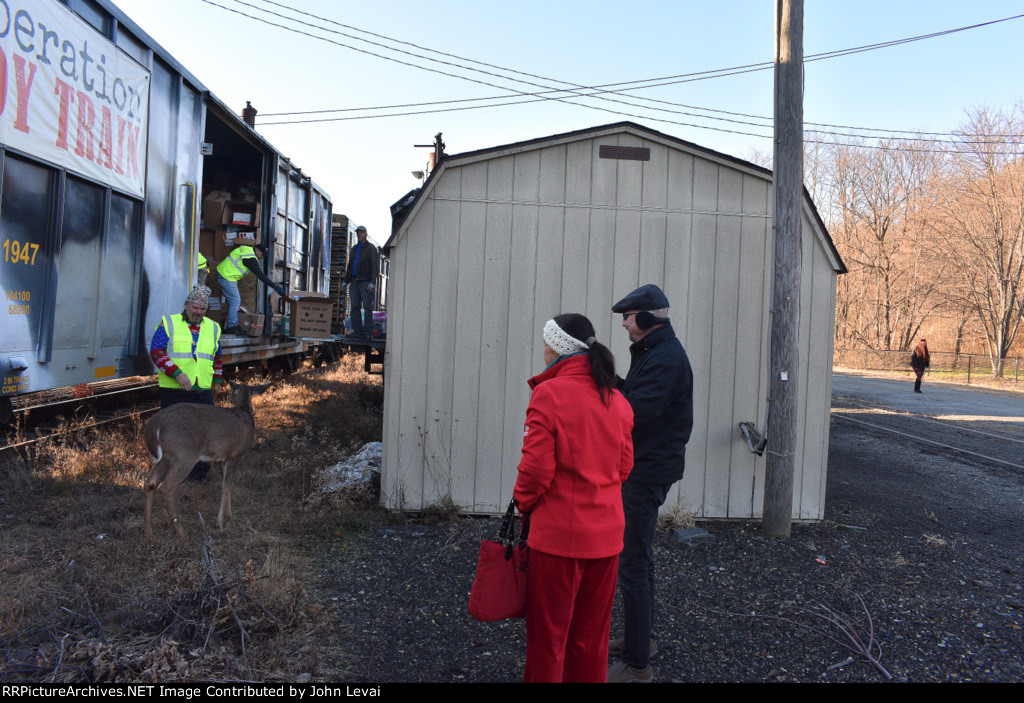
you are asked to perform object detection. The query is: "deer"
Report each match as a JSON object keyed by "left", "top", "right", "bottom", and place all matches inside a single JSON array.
[{"left": 143, "top": 383, "right": 268, "bottom": 540}]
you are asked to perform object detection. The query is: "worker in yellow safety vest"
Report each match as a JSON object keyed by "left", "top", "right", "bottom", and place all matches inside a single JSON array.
[
  {"left": 197, "top": 250, "right": 210, "bottom": 287},
  {"left": 149, "top": 284, "right": 224, "bottom": 481},
  {"left": 216, "top": 242, "right": 285, "bottom": 336}
]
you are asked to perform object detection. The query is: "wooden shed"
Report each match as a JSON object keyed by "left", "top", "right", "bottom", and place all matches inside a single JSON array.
[{"left": 381, "top": 122, "right": 845, "bottom": 521}]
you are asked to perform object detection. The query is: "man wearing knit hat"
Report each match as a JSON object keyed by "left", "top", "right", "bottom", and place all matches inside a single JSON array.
[
  {"left": 149, "top": 285, "right": 224, "bottom": 481},
  {"left": 607, "top": 283, "right": 694, "bottom": 683}
]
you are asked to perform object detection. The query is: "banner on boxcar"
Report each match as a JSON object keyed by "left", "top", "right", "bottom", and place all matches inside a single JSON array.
[{"left": 0, "top": 0, "right": 150, "bottom": 198}]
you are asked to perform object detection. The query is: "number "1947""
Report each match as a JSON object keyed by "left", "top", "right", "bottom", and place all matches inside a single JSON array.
[{"left": 3, "top": 238, "right": 40, "bottom": 266}]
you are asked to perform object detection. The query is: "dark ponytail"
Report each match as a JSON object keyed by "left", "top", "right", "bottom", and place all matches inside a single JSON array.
[{"left": 553, "top": 313, "right": 618, "bottom": 405}]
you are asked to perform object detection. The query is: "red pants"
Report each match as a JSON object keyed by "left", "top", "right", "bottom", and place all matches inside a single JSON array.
[{"left": 523, "top": 549, "right": 618, "bottom": 683}]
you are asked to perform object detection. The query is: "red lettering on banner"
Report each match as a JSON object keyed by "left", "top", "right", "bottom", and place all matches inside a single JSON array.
[
  {"left": 13, "top": 55, "right": 37, "bottom": 134},
  {"left": 114, "top": 113, "right": 125, "bottom": 175},
  {"left": 54, "top": 77, "right": 74, "bottom": 150},
  {"left": 74, "top": 89, "right": 96, "bottom": 161},
  {"left": 0, "top": 48, "right": 7, "bottom": 118},
  {"left": 120, "top": 116, "right": 140, "bottom": 181},
  {"left": 97, "top": 105, "right": 113, "bottom": 169}
]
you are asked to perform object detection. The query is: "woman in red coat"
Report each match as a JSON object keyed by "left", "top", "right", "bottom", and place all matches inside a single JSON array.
[{"left": 514, "top": 314, "right": 634, "bottom": 683}]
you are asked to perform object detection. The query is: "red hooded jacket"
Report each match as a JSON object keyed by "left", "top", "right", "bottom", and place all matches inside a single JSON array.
[{"left": 513, "top": 355, "right": 634, "bottom": 559}]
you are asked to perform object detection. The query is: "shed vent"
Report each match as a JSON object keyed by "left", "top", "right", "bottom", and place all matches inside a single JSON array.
[{"left": 599, "top": 145, "right": 651, "bottom": 161}]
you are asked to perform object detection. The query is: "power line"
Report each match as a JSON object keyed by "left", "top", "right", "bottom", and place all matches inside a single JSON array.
[
  {"left": 243, "top": 0, "right": 1023, "bottom": 143},
  {"left": 203, "top": 0, "right": 1024, "bottom": 152}
]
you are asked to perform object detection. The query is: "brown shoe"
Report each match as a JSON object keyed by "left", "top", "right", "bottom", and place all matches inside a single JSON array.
[
  {"left": 607, "top": 659, "right": 654, "bottom": 683},
  {"left": 608, "top": 636, "right": 658, "bottom": 658}
]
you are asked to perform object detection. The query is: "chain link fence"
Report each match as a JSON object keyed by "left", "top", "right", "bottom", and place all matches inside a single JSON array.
[{"left": 834, "top": 349, "right": 1023, "bottom": 387}]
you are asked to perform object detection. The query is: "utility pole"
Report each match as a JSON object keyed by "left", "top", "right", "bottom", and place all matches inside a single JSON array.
[{"left": 763, "top": 0, "right": 803, "bottom": 538}]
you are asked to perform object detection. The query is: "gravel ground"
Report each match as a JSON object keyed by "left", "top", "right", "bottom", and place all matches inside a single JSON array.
[{"left": 311, "top": 415, "right": 1024, "bottom": 683}]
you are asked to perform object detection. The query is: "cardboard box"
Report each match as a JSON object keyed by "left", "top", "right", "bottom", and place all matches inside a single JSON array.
[
  {"left": 246, "top": 313, "right": 265, "bottom": 337},
  {"left": 290, "top": 291, "right": 333, "bottom": 338},
  {"left": 223, "top": 201, "right": 260, "bottom": 228},
  {"left": 225, "top": 228, "right": 258, "bottom": 247},
  {"left": 199, "top": 229, "right": 217, "bottom": 258},
  {"left": 202, "top": 191, "right": 232, "bottom": 230},
  {"left": 213, "top": 230, "right": 259, "bottom": 261},
  {"left": 213, "top": 232, "right": 232, "bottom": 261}
]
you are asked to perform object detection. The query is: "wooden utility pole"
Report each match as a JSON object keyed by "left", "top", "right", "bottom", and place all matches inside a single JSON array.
[{"left": 763, "top": 0, "right": 803, "bottom": 538}]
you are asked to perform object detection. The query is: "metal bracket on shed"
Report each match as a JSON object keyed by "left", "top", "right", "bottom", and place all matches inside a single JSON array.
[{"left": 738, "top": 422, "right": 767, "bottom": 456}]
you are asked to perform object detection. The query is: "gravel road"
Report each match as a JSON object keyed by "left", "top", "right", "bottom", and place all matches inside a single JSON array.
[{"left": 311, "top": 375, "right": 1024, "bottom": 682}]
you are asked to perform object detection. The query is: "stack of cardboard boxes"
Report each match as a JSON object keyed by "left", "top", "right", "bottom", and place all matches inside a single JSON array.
[
  {"left": 200, "top": 189, "right": 261, "bottom": 330},
  {"left": 197, "top": 186, "right": 336, "bottom": 340}
]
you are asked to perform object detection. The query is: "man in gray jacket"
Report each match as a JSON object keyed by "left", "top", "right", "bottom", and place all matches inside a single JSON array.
[{"left": 608, "top": 283, "right": 694, "bottom": 683}]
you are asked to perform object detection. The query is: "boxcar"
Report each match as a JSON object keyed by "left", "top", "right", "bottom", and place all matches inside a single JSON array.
[{"left": 1, "top": 0, "right": 335, "bottom": 416}]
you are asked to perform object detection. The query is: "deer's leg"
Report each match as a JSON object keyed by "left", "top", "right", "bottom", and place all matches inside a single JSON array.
[
  {"left": 144, "top": 475, "right": 157, "bottom": 541},
  {"left": 143, "top": 460, "right": 170, "bottom": 541},
  {"left": 159, "top": 457, "right": 192, "bottom": 540},
  {"left": 218, "top": 459, "right": 235, "bottom": 529}
]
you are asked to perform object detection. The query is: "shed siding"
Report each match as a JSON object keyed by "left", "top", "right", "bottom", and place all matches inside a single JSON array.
[
  {"left": 382, "top": 127, "right": 838, "bottom": 520},
  {"left": 451, "top": 163, "right": 487, "bottom": 510}
]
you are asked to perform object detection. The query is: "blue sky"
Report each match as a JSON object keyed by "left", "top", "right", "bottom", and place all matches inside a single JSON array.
[{"left": 113, "top": 0, "right": 1024, "bottom": 242}]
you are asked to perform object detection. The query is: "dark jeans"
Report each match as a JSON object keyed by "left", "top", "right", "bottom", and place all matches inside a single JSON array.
[
  {"left": 349, "top": 280, "right": 374, "bottom": 337},
  {"left": 159, "top": 388, "right": 215, "bottom": 479},
  {"left": 618, "top": 480, "right": 672, "bottom": 669}
]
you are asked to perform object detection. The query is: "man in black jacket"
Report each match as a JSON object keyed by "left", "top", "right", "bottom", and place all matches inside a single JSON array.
[
  {"left": 607, "top": 283, "right": 694, "bottom": 683},
  {"left": 344, "top": 225, "right": 379, "bottom": 339}
]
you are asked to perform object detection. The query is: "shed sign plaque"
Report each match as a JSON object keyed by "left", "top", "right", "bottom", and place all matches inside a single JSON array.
[{"left": 0, "top": 0, "right": 150, "bottom": 197}]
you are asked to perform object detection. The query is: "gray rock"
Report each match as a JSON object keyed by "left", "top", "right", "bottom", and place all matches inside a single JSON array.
[{"left": 672, "top": 527, "right": 715, "bottom": 547}]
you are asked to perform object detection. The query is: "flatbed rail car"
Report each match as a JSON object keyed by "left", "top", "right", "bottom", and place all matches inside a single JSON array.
[
  {"left": 333, "top": 334, "right": 385, "bottom": 374},
  {"left": 0, "top": 0, "right": 336, "bottom": 419}
]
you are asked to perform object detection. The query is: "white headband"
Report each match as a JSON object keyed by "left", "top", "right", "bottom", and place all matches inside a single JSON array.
[{"left": 543, "top": 319, "right": 590, "bottom": 357}]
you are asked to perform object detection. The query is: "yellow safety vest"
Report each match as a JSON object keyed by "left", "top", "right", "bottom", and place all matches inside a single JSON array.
[
  {"left": 216, "top": 245, "right": 255, "bottom": 282},
  {"left": 156, "top": 314, "right": 221, "bottom": 389},
  {"left": 197, "top": 251, "right": 208, "bottom": 270}
]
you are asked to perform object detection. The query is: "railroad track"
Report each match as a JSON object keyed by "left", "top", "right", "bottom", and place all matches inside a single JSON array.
[
  {"left": 2, "top": 378, "right": 161, "bottom": 456},
  {"left": 831, "top": 400, "right": 1024, "bottom": 472},
  {"left": 2, "top": 356, "right": 351, "bottom": 456}
]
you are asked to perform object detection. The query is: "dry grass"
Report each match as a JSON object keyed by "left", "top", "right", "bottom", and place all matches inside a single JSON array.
[
  {"left": 658, "top": 501, "right": 697, "bottom": 531},
  {"left": 0, "top": 354, "right": 384, "bottom": 682}
]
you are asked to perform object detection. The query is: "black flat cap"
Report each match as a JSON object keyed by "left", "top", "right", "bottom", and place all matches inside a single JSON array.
[{"left": 612, "top": 284, "right": 670, "bottom": 312}]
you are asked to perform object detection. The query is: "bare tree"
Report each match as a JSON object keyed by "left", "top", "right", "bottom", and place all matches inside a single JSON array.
[
  {"left": 826, "top": 139, "right": 942, "bottom": 350},
  {"left": 934, "top": 105, "right": 1024, "bottom": 376}
]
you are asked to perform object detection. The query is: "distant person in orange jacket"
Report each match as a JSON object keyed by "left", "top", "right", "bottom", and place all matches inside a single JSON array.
[
  {"left": 911, "top": 339, "right": 930, "bottom": 393},
  {"left": 513, "top": 314, "right": 634, "bottom": 683}
]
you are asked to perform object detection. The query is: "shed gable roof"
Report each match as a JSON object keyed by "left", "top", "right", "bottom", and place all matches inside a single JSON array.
[{"left": 386, "top": 121, "right": 845, "bottom": 273}]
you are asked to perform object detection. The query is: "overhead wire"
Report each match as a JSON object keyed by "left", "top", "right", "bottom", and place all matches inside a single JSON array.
[
  {"left": 202, "top": 0, "right": 1024, "bottom": 153},
  {"left": 251, "top": 0, "right": 1022, "bottom": 143}
]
